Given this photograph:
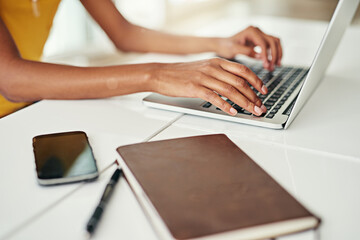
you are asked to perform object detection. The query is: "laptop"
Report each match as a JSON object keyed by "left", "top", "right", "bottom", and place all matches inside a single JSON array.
[{"left": 143, "top": 0, "right": 359, "bottom": 129}]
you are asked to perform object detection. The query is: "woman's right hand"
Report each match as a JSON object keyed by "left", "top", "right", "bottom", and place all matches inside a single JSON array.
[{"left": 148, "top": 58, "right": 268, "bottom": 116}]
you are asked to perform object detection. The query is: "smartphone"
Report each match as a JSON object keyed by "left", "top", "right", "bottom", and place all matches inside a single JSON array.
[{"left": 32, "top": 131, "right": 99, "bottom": 186}]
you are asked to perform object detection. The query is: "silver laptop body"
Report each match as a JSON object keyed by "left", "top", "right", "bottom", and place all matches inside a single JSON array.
[{"left": 143, "top": 0, "right": 359, "bottom": 129}]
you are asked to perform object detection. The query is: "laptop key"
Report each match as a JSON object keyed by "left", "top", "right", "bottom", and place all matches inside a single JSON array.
[
  {"left": 233, "top": 104, "right": 244, "bottom": 113},
  {"left": 272, "top": 93, "right": 281, "bottom": 98},
  {"left": 265, "top": 102, "right": 274, "bottom": 108},
  {"left": 268, "top": 97, "right": 278, "bottom": 102},
  {"left": 202, "top": 102, "right": 212, "bottom": 108},
  {"left": 274, "top": 104, "right": 282, "bottom": 110},
  {"left": 259, "top": 95, "right": 266, "bottom": 101},
  {"left": 266, "top": 113, "right": 275, "bottom": 118},
  {"left": 283, "top": 98, "right": 297, "bottom": 116},
  {"left": 226, "top": 99, "right": 234, "bottom": 105}
]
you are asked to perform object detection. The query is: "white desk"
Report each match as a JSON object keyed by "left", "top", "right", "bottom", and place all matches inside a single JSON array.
[
  {"left": 1, "top": 15, "right": 360, "bottom": 240},
  {"left": 151, "top": 125, "right": 360, "bottom": 240},
  {"left": 0, "top": 94, "right": 180, "bottom": 240}
]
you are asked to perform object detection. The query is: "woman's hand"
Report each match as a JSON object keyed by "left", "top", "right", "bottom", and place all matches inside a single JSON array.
[
  {"left": 215, "top": 26, "right": 283, "bottom": 71},
  {"left": 149, "top": 58, "right": 268, "bottom": 116}
]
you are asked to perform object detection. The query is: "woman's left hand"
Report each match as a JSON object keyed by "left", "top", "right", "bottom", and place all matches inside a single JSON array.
[{"left": 215, "top": 26, "right": 283, "bottom": 71}]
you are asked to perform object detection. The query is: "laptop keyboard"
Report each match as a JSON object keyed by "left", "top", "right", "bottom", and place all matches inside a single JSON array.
[{"left": 202, "top": 63, "right": 308, "bottom": 119}]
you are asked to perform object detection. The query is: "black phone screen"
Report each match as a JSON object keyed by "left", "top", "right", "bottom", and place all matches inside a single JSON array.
[{"left": 33, "top": 131, "right": 98, "bottom": 183}]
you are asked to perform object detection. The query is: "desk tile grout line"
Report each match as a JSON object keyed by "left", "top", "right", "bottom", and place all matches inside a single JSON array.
[
  {"left": 1, "top": 113, "right": 185, "bottom": 240},
  {"left": 0, "top": 161, "right": 118, "bottom": 240},
  {"left": 142, "top": 114, "right": 185, "bottom": 142}
]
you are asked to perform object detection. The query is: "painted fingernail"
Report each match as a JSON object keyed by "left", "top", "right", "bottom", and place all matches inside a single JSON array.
[
  {"left": 261, "top": 104, "right": 267, "bottom": 112},
  {"left": 261, "top": 85, "right": 268, "bottom": 94},
  {"left": 254, "top": 106, "right": 262, "bottom": 115},
  {"left": 230, "top": 107, "right": 237, "bottom": 115}
]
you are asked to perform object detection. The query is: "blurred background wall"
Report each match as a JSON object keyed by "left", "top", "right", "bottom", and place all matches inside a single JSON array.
[{"left": 42, "top": 0, "right": 360, "bottom": 59}]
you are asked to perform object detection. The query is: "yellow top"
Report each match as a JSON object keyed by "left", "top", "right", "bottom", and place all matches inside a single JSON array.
[{"left": 0, "top": 0, "right": 61, "bottom": 118}]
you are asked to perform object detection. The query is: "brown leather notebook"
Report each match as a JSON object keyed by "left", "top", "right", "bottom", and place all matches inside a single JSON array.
[{"left": 116, "top": 134, "right": 320, "bottom": 240}]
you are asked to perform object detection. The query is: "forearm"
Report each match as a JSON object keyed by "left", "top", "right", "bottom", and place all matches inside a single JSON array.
[
  {"left": 117, "top": 24, "right": 221, "bottom": 55},
  {"left": 81, "top": 0, "right": 221, "bottom": 55},
  {"left": 0, "top": 59, "right": 154, "bottom": 102}
]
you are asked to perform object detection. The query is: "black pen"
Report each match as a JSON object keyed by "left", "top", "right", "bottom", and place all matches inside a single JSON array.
[{"left": 86, "top": 168, "right": 122, "bottom": 235}]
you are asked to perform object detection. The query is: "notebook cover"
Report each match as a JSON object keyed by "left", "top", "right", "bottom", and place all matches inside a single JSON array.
[{"left": 116, "top": 134, "right": 319, "bottom": 239}]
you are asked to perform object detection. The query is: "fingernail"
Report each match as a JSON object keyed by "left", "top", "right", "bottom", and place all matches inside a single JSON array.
[
  {"left": 261, "top": 104, "right": 267, "bottom": 113},
  {"left": 261, "top": 85, "right": 268, "bottom": 94},
  {"left": 254, "top": 106, "right": 262, "bottom": 115},
  {"left": 230, "top": 107, "right": 237, "bottom": 115}
]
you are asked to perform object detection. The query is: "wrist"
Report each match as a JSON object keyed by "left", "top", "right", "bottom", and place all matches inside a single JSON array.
[
  {"left": 144, "top": 62, "right": 164, "bottom": 93},
  {"left": 207, "top": 37, "right": 224, "bottom": 55}
]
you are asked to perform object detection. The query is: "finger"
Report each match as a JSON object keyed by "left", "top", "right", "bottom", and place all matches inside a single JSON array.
[
  {"left": 197, "top": 87, "right": 237, "bottom": 116},
  {"left": 244, "top": 39, "right": 256, "bottom": 48},
  {"left": 254, "top": 28, "right": 282, "bottom": 67},
  {"left": 199, "top": 74, "right": 266, "bottom": 116},
  {"left": 234, "top": 44, "right": 257, "bottom": 58},
  {"left": 248, "top": 28, "right": 270, "bottom": 69},
  {"left": 217, "top": 59, "right": 268, "bottom": 95},
  {"left": 265, "top": 36, "right": 278, "bottom": 71},
  {"left": 276, "top": 37, "right": 283, "bottom": 65},
  {"left": 207, "top": 65, "right": 262, "bottom": 107}
]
